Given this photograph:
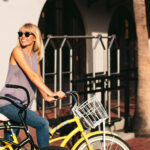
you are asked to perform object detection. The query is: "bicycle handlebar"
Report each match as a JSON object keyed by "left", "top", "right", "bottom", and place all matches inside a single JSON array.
[
  {"left": 6, "top": 84, "right": 30, "bottom": 107},
  {"left": 0, "top": 84, "right": 79, "bottom": 111},
  {"left": 65, "top": 90, "right": 79, "bottom": 105},
  {"left": 0, "top": 84, "right": 30, "bottom": 111}
]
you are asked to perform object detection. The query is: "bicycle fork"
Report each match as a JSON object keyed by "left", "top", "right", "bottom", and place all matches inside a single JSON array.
[
  {"left": 77, "top": 120, "right": 93, "bottom": 150},
  {"left": 80, "top": 121, "right": 106, "bottom": 150},
  {"left": 80, "top": 131, "right": 93, "bottom": 150}
]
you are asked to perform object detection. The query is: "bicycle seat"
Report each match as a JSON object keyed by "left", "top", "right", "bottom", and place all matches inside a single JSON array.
[{"left": 0, "top": 113, "right": 9, "bottom": 121}]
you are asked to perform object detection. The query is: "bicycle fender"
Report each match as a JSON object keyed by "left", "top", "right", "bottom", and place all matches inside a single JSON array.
[{"left": 71, "top": 131, "right": 111, "bottom": 150}]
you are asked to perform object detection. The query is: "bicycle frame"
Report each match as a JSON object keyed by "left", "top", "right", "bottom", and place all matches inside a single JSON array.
[
  {"left": 0, "top": 86, "right": 113, "bottom": 150},
  {"left": 0, "top": 120, "right": 37, "bottom": 149},
  {"left": 49, "top": 115, "right": 111, "bottom": 150},
  {"left": 0, "top": 84, "right": 38, "bottom": 149},
  {"left": 0, "top": 121, "right": 19, "bottom": 144}
]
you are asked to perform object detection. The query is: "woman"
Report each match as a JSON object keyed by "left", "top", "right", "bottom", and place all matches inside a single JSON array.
[{"left": 0, "top": 23, "right": 66, "bottom": 148}]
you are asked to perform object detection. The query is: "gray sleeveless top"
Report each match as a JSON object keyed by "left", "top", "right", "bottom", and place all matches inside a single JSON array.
[{"left": 0, "top": 48, "right": 38, "bottom": 108}]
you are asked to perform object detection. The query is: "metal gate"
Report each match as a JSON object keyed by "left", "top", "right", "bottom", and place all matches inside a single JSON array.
[{"left": 42, "top": 34, "right": 120, "bottom": 124}]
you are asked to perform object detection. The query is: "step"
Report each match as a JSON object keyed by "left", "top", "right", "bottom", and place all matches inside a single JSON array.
[
  {"left": 106, "top": 117, "right": 125, "bottom": 131},
  {"left": 116, "top": 131, "right": 135, "bottom": 141}
]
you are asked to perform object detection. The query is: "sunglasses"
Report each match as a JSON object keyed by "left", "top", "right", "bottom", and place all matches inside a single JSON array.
[{"left": 18, "top": 32, "right": 34, "bottom": 37}]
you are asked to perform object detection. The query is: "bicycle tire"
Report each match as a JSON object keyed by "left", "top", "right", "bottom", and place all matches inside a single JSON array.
[
  {"left": 75, "top": 133, "right": 131, "bottom": 150},
  {"left": 39, "top": 146, "right": 69, "bottom": 150}
]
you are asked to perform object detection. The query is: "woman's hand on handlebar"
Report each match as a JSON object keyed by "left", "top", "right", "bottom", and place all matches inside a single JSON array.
[
  {"left": 45, "top": 91, "right": 66, "bottom": 102},
  {"left": 55, "top": 91, "right": 66, "bottom": 99}
]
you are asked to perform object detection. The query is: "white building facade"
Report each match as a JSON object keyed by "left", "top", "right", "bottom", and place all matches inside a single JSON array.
[
  {"left": 0, "top": 0, "right": 133, "bottom": 88},
  {"left": 0, "top": 0, "right": 137, "bottom": 118}
]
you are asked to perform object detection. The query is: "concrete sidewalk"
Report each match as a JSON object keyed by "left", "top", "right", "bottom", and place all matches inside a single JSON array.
[
  {"left": 109, "top": 120, "right": 150, "bottom": 150},
  {"left": 126, "top": 137, "right": 150, "bottom": 150},
  {"left": 115, "top": 130, "right": 150, "bottom": 150}
]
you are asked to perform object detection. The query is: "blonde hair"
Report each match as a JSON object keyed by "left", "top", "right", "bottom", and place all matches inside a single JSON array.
[{"left": 17, "top": 23, "right": 44, "bottom": 61}]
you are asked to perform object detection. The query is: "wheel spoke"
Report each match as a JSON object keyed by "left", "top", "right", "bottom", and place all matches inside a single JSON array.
[{"left": 75, "top": 134, "right": 131, "bottom": 150}]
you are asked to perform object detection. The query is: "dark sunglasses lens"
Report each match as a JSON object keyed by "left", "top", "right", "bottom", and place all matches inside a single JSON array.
[
  {"left": 25, "top": 32, "right": 30, "bottom": 37},
  {"left": 18, "top": 32, "right": 23, "bottom": 37},
  {"left": 18, "top": 32, "right": 32, "bottom": 37}
]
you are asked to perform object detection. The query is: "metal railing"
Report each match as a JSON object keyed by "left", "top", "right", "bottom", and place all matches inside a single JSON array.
[{"left": 42, "top": 34, "right": 120, "bottom": 123}]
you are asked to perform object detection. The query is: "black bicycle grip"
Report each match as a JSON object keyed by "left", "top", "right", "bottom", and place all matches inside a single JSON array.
[{"left": 54, "top": 96, "right": 59, "bottom": 99}]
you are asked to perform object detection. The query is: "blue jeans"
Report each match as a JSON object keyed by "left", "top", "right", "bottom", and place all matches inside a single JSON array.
[{"left": 0, "top": 104, "right": 50, "bottom": 148}]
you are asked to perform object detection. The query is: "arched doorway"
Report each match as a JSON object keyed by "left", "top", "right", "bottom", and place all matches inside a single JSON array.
[
  {"left": 38, "top": 0, "right": 86, "bottom": 108},
  {"left": 108, "top": 6, "right": 137, "bottom": 126},
  {"left": 108, "top": 6, "right": 137, "bottom": 73},
  {"left": 39, "top": 0, "right": 85, "bottom": 80},
  {"left": 108, "top": 6, "right": 137, "bottom": 131}
]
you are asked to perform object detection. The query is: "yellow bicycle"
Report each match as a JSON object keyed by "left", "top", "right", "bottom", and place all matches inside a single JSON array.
[
  {"left": 49, "top": 91, "right": 131, "bottom": 150},
  {"left": 0, "top": 85, "right": 131, "bottom": 150}
]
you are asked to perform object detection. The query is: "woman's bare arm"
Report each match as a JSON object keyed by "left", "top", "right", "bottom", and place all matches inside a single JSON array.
[{"left": 11, "top": 47, "right": 63, "bottom": 101}]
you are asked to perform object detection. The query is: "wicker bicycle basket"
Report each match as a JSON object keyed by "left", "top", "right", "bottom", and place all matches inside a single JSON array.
[{"left": 72, "top": 95, "right": 108, "bottom": 129}]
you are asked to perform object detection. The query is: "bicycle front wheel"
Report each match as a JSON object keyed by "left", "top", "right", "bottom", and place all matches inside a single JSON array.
[{"left": 75, "top": 134, "right": 131, "bottom": 150}]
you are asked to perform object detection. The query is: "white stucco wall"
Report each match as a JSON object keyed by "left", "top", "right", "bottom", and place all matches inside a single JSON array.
[
  {"left": 0, "top": 0, "right": 46, "bottom": 89},
  {"left": 76, "top": 0, "right": 113, "bottom": 74}
]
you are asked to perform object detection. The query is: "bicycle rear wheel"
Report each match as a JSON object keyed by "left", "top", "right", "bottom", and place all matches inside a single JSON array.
[{"left": 75, "top": 134, "right": 131, "bottom": 150}]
